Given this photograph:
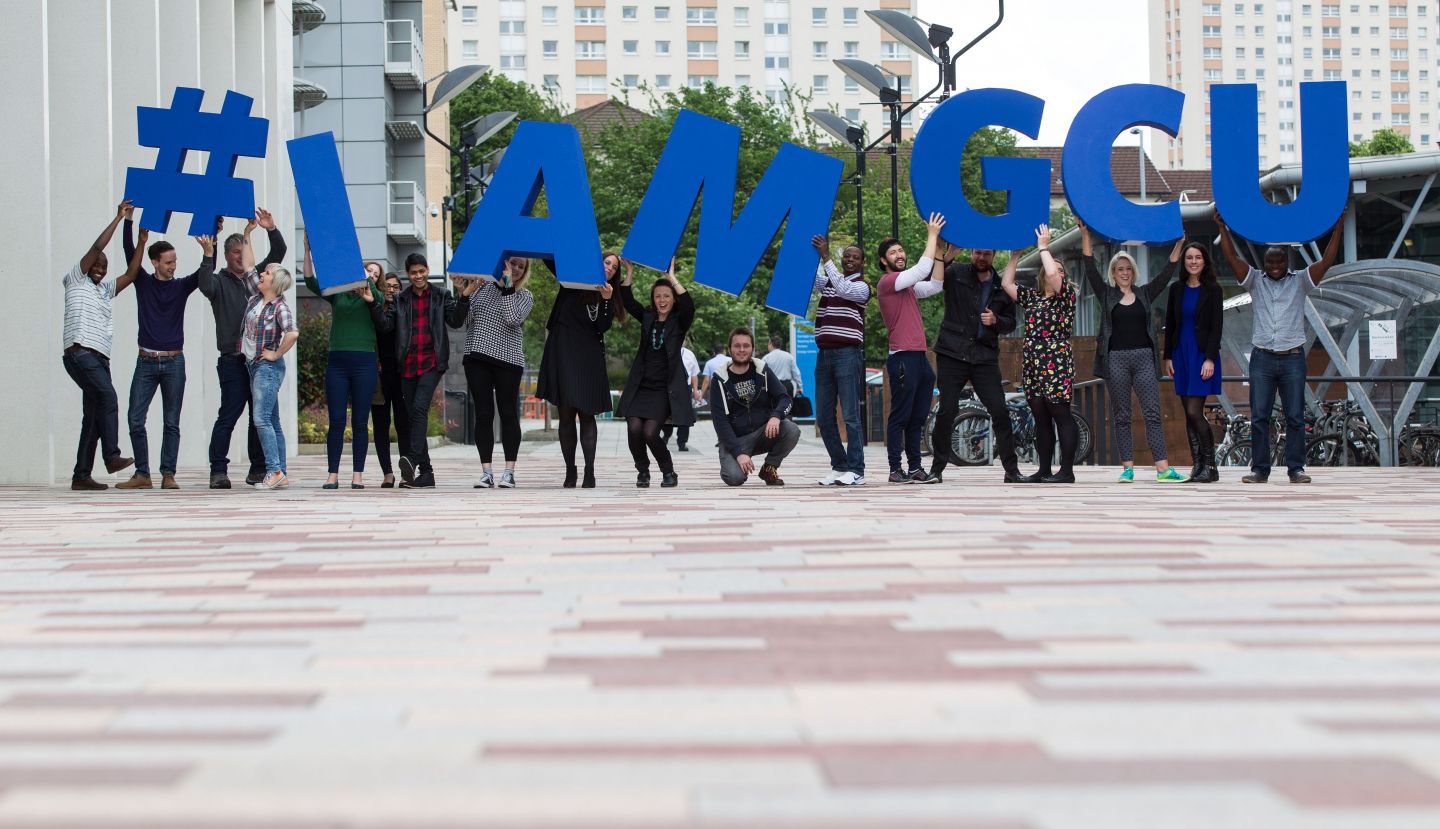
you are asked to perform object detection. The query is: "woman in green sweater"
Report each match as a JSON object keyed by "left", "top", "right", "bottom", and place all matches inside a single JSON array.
[{"left": 304, "top": 237, "right": 385, "bottom": 489}]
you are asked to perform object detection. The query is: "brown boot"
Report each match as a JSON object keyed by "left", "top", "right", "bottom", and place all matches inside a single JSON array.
[
  {"left": 758, "top": 464, "right": 785, "bottom": 486},
  {"left": 104, "top": 455, "right": 134, "bottom": 474},
  {"left": 71, "top": 476, "right": 108, "bottom": 491},
  {"left": 161, "top": 474, "right": 179, "bottom": 490},
  {"left": 115, "top": 473, "right": 153, "bottom": 489}
]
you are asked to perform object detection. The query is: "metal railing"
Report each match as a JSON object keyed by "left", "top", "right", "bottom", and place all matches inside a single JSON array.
[
  {"left": 384, "top": 19, "right": 423, "bottom": 89},
  {"left": 386, "top": 181, "right": 426, "bottom": 245}
]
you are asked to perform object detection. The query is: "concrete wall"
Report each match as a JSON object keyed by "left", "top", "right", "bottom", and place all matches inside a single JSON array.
[{"left": 0, "top": 0, "right": 295, "bottom": 486}]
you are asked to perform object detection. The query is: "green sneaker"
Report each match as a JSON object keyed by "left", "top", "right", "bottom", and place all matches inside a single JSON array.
[
  {"left": 1116, "top": 467, "right": 1135, "bottom": 483},
  {"left": 1156, "top": 467, "right": 1191, "bottom": 483}
]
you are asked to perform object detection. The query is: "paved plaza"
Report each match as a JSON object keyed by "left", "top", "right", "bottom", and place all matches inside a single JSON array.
[{"left": 2, "top": 422, "right": 1439, "bottom": 828}]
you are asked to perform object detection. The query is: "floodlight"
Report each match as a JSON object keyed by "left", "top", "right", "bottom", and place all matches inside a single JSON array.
[
  {"left": 866, "top": 10, "right": 938, "bottom": 64},
  {"left": 425, "top": 64, "right": 488, "bottom": 113}
]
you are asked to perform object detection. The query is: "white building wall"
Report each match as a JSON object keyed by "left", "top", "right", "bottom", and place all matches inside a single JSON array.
[
  {"left": 1152, "top": 0, "right": 1440, "bottom": 170},
  {"left": 0, "top": 0, "right": 296, "bottom": 486},
  {"left": 445, "top": 0, "right": 923, "bottom": 143}
]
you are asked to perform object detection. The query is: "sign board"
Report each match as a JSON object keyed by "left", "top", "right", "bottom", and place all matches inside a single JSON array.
[{"left": 1369, "top": 319, "right": 1398, "bottom": 361}]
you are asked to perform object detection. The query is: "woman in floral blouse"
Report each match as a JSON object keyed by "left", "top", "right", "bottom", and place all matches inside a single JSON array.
[{"left": 1001, "top": 224, "right": 1079, "bottom": 484}]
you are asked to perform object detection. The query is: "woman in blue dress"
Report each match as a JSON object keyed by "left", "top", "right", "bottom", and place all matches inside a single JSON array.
[{"left": 1164, "top": 242, "right": 1224, "bottom": 483}]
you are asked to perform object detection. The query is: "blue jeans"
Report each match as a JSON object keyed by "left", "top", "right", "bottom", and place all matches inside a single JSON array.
[
  {"left": 248, "top": 358, "right": 287, "bottom": 474},
  {"left": 325, "top": 351, "right": 379, "bottom": 474},
  {"left": 813, "top": 345, "right": 865, "bottom": 475},
  {"left": 127, "top": 354, "right": 185, "bottom": 476},
  {"left": 1249, "top": 348, "right": 1307, "bottom": 475},
  {"left": 885, "top": 351, "right": 935, "bottom": 472},
  {"left": 62, "top": 349, "right": 122, "bottom": 480},
  {"left": 210, "top": 354, "right": 264, "bottom": 477}
]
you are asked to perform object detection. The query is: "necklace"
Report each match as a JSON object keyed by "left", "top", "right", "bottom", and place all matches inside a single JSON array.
[
  {"left": 585, "top": 303, "right": 600, "bottom": 322},
  {"left": 650, "top": 322, "right": 666, "bottom": 351}
]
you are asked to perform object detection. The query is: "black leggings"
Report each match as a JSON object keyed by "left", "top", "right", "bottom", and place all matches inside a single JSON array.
[
  {"left": 370, "top": 370, "right": 408, "bottom": 476},
  {"left": 557, "top": 406, "right": 599, "bottom": 469},
  {"left": 1180, "top": 395, "right": 1214, "bottom": 461},
  {"left": 464, "top": 357, "right": 523, "bottom": 465},
  {"left": 1029, "top": 396, "right": 1078, "bottom": 475},
  {"left": 626, "top": 416, "right": 674, "bottom": 474}
]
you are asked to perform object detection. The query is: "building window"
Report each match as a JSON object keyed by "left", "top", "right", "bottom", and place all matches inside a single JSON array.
[
  {"left": 736, "top": 6, "right": 750, "bottom": 25},
  {"left": 656, "top": 40, "right": 671, "bottom": 55},
  {"left": 623, "top": 40, "right": 639, "bottom": 54},
  {"left": 813, "top": 74, "right": 829, "bottom": 93},
  {"left": 764, "top": 22, "right": 790, "bottom": 35},
  {"left": 813, "top": 41, "right": 828, "bottom": 58},
  {"left": 499, "top": 54, "right": 525, "bottom": 70},
  {"left": 623, "top": 5, "right": 638, "bottom": 20},
  {"left": 881, "top": 42, "right": 906, "bottom": 59},
  {"left": 736, "top": 40, "right": 751, "bottom": 58},
  {"left": 1236, "top": 2, "right": 1245, "bottom": 11},
  {"left": 843, "top": 41, "right": 859, "bottom": 58},
  {"left": 462, "top": 40, "right": 479, "bottom": 59},
  {"left": 1204, "top": 68, "right": 1223, "bottom": 81},
  {"left": 461, "top": 5, "right": 478, "bottom": 24},
  {"left": 1204, "top": 25, "right": 1223, "bottom": 35},
  {"left": 541, "top": 5, "right": 557, "bottom": 24},
  {"left": 656, "top": 74, "right": 671, "bottom": 88},
  {"left": 687, "top": 40, "right": 717, "bottom": 59},
  {"left": 844, "top": 107, "right": 861, "bottom": 122},
  {"left": 499, "top": 20, "right": 525, "bottom": 34},
  {"left": 688, "top": 75, "right": 717, "bottom": 89},
  {"left": 543, "top": 74, "right": 559, "bottom": 89},
  {"left": 576, "top": 41, "right": 606, "bottom": 58},
  {"left": 1237, "top": 68, "right": 1247, "bottom": 79},
  {"left": 1236, "top": 47, "right": 1246, "bottom": 57},
  {"left": 812, "top": 7, "right": 827, "bottom": 25},
  {"left": 1203, "top": 2, "right": 1221, "bottom": 11},
  {"left": 575, "top": 6, "right": 605, "bottom": 24},
  {"left": 655, "top": 6, "right": 670, "bottom": 21},
  {"left": 576, "top": 75, "right": 606, "bottom": 93},
  {"left": 623, "top": 74, "right": 639, "bottom": 87},
  {"left": 1204, "top": 46, "right": 1222, "bottom": 58},
  {"left": 843, "top": 7, "right": 858, "bottom": 25},
  {"left": 843, "top": 76, "right": 859, "bottom": 93},
  {"left": 764, "top": 55, "right": 790, "bottom": 69},
  {"left": 687, "top": 6, "right": 717, "bottom": 24},
  {"left": 736, "top": 74, "right": 751, "bottom": 86}
]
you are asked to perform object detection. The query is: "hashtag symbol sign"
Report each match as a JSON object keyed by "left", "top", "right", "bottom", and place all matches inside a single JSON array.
[{"left": 124, "top": 87, "right": 270, "bottom": 236}]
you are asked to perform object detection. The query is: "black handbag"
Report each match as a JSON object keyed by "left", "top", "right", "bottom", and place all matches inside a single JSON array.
[{"left": 790, "top": 393, "right": 813, "bottom": 418}]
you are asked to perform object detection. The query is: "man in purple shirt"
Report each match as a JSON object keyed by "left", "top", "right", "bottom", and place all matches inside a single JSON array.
[{"left": 116, "top": 212, "right": 212, "bottom": 489}]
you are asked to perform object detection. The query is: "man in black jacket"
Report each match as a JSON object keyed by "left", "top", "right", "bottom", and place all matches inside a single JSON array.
[
  {"left": 379, "top": 253, "right": 459, "bottom": 489},
  {"left": 929, "top": 244, "right": 1025, "bottom": 483},
  {"left": 709, "top": 328, "right": 800, "bottom": 487}
]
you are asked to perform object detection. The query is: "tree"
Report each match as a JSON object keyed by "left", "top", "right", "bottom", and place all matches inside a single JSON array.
[{"left": 1349, "top": 128, "right": 1414, "bottom": 157}]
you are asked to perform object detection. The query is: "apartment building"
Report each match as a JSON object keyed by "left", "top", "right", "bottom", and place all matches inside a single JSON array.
[
  {"left": 294, "top": 0, "right": 452, "bottom": 272},
  {"left": 1150, "top": 0, "right": 1439, "bottom": 169},
  {"left": 447, "top": 0, "right": 925, "bottom": 141}
]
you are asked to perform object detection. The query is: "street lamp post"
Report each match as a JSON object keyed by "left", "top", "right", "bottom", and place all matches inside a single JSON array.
[{"left": 807, "top": 110, "right": 867, "bottom": 253}]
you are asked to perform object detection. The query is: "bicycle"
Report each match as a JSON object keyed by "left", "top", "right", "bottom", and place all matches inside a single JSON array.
[{"left": 938, "top": 384, "right": 1092, "bottom": 467}]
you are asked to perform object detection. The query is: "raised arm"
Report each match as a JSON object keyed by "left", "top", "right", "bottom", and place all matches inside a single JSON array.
[
  {"left": 253, "top": 208, "right": 287, "bottom": 271},
  {"left": 618, "top": 283, "right": 646, "bottom": 321},
  {"left": 80, "top": 200, "right": 131, "bottom": 277},
  {"left": 1000, "top": 248, "right": 1020, "bottom": 302},
  {"left": 1308, "top": 214, "right": 1345, "bottom": 285},
  {"left": 182, "top": 235, "right": 216, "bottom": 284},
  {"left": 1142, "top": 236, "right": 1185, "bottom": 302},
  {"left": 240, "top": 213, "right": 258, "bottom": 272},
  {"left": 1214, "top": 215, "right": 1252, "bottom": 284},
  {"left": 594, "top": 281, "right": 615, "bottom": 335},
  {"left": 1075, "top": 218, "right": 1107, "bottom": 298},
  {"left": 1034, "top": 224, "right": 1064, "bottom": 297},
  {"left": 113, "top": 226, "right": 149, "bottom": 296},
  {"left": 893, "top": 213, "right": 945, "bottom": 293}
]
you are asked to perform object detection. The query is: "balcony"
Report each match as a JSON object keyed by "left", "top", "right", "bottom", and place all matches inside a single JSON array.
[
  {"left": 384, "top": 99, "right": 422, "bottom": 141},
  {"left": 387, "top": 181, "right": 426, "bottom": 246},
  {"left": 384, "top": 19, "right": 423, "bottom": 90}
]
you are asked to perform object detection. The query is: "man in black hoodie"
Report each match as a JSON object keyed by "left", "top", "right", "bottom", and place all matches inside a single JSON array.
[{"left": 709, "top": 328, "right": 799, "bottom": 486}]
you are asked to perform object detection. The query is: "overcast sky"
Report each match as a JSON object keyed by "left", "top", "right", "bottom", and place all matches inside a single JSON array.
[{"left": 913, "top": 0, "right": 1150, "bottom": 149}]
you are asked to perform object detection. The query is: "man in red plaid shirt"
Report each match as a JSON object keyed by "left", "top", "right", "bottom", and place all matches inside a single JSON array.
[{"left": 379, "top": 253, "right": 461, "bottom": 488}]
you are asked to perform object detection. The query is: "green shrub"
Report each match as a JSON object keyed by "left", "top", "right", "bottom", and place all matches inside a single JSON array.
[{"left": 297, "top": 311, "right": 331, "bottom": 411}]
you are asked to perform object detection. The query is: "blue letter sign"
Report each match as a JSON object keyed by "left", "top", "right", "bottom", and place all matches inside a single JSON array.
[{"left": 288, "top": 132, "right": 367, "bottom": 295}]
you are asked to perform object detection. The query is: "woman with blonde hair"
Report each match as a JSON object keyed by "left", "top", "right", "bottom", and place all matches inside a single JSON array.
[
  {"left": 1001, "top": 225, "right": 1079, "bottom": 483},
  {"left": 239, "top": 263, "right": 299, "bottom": 489},
  {"left": 451, "top": 255, "right": 535, "bottom": 489},
  {"left": 1076, "top": 220, "right": 1188, "bottom": 483}
]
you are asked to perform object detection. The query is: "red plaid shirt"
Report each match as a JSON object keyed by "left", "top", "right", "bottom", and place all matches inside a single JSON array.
[{"left": 401, "top": 287, "right": 437, "bottom": 378}]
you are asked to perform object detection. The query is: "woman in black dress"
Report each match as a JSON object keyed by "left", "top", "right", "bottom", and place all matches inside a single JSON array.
[
  {"left": 535, "top": 253, "right": 625, "bottom": 488},
  {"left": 616, "top": 258, "right": 694, "bottom": 488},
  {"left": 368, "top": 270, "right": 408, "bottom": 488}
]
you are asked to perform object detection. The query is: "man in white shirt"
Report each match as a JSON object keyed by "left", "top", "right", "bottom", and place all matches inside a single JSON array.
[
  {"left": 699, "top": 346, "right": 731, "bottom": 401},
  {"left": 664, "top": 343, "right": 702, "bottom": 451},
  {"left": 62, "top": 201, "right": 141, "bottom": 490}
]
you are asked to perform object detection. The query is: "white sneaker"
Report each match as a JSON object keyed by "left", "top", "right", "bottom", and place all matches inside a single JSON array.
[
  {"left": 836, "top": 471, "right": 866, "bottom": 487},
  {"left": 817, "top": 470, "right": 844, "bottom": 486}
]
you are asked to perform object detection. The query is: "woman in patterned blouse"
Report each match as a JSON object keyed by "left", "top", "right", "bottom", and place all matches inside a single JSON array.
[{"left": 1000, "top": 225, "right": 1079, "bottom": 484}]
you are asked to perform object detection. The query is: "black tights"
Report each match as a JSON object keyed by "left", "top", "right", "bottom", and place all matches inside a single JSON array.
[
  {"left": 1181, "top": 395, "right": 1213, "bottom": 464},
  {"left": 557, "top": 406, "right": 599, "bottom": 470},
  {"left": 626, "top": 416, "right": 673, "bottom": 474},
  {"left": 1029, "top": 396, "right": 1077, "bottom": 475}
]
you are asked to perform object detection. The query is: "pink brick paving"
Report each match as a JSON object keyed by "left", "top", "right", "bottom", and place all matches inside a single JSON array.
[{"left": 0, "top": 423, "right": 1437, "bottom": 827}]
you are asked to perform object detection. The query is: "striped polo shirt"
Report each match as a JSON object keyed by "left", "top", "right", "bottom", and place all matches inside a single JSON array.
[
  {"left": 62, "top": 262, "right": 116, "bottom": 357},
  {"left": 813, "top": 260, "right": 869, "bottom": 349}
]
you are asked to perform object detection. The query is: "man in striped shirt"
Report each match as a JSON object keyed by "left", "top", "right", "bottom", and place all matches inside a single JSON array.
[
  {"left": 61, "top": 201, "right": 141, "bottom": 490},
  {"left": 809, "top": 235, "right": 869, "bottom": 487}
]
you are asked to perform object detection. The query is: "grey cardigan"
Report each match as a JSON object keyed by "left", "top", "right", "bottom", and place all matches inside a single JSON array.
[{"left": 1081, "top": 257, "right": 1178, "bottom": 379}]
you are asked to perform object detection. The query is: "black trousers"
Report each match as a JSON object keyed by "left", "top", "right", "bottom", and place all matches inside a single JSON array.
[
  {"left": 930, "top": 353, "right": 1018, "bottom": 475},
  {"left": 464, "top": 356, "right": 523, "bottom": 464},
  {"left": 370, "top": 367, "right": 408, "bottom": 476},
  {"left": 62, "top": 349, "right": 121, "bottom": 480},
  {"left": 400, "top": 368, "right": 443, "bottom": 475}
]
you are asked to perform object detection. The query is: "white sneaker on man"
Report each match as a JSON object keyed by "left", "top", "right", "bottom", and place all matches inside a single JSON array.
[
  {"left": 817, "top": 470, "right": 844, "bottom": 486},
  {"left": 836, "top": 471, "right": 866, "bottom": 487}
]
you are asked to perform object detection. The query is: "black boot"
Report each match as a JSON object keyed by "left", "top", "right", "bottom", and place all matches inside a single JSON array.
[
  {"left": 563, "top": 466, "right": 578, "bottom": 488},
  {"left": 1186, "top": 425, "right": 1205, "bottom": 481},
  {"left": 1199, "top": 429, "right": 1220, "bottom": 483},
  {"left": 582, "top": 466, "right": 596, "bottom": 488},
  {"left": 636, "top": 469, "right": 651, "bottom": 488}
]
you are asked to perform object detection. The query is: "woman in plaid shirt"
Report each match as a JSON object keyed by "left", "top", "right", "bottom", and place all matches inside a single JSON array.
[{"left": 239, "top": 264, "right": 299, "bottom": 489}]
